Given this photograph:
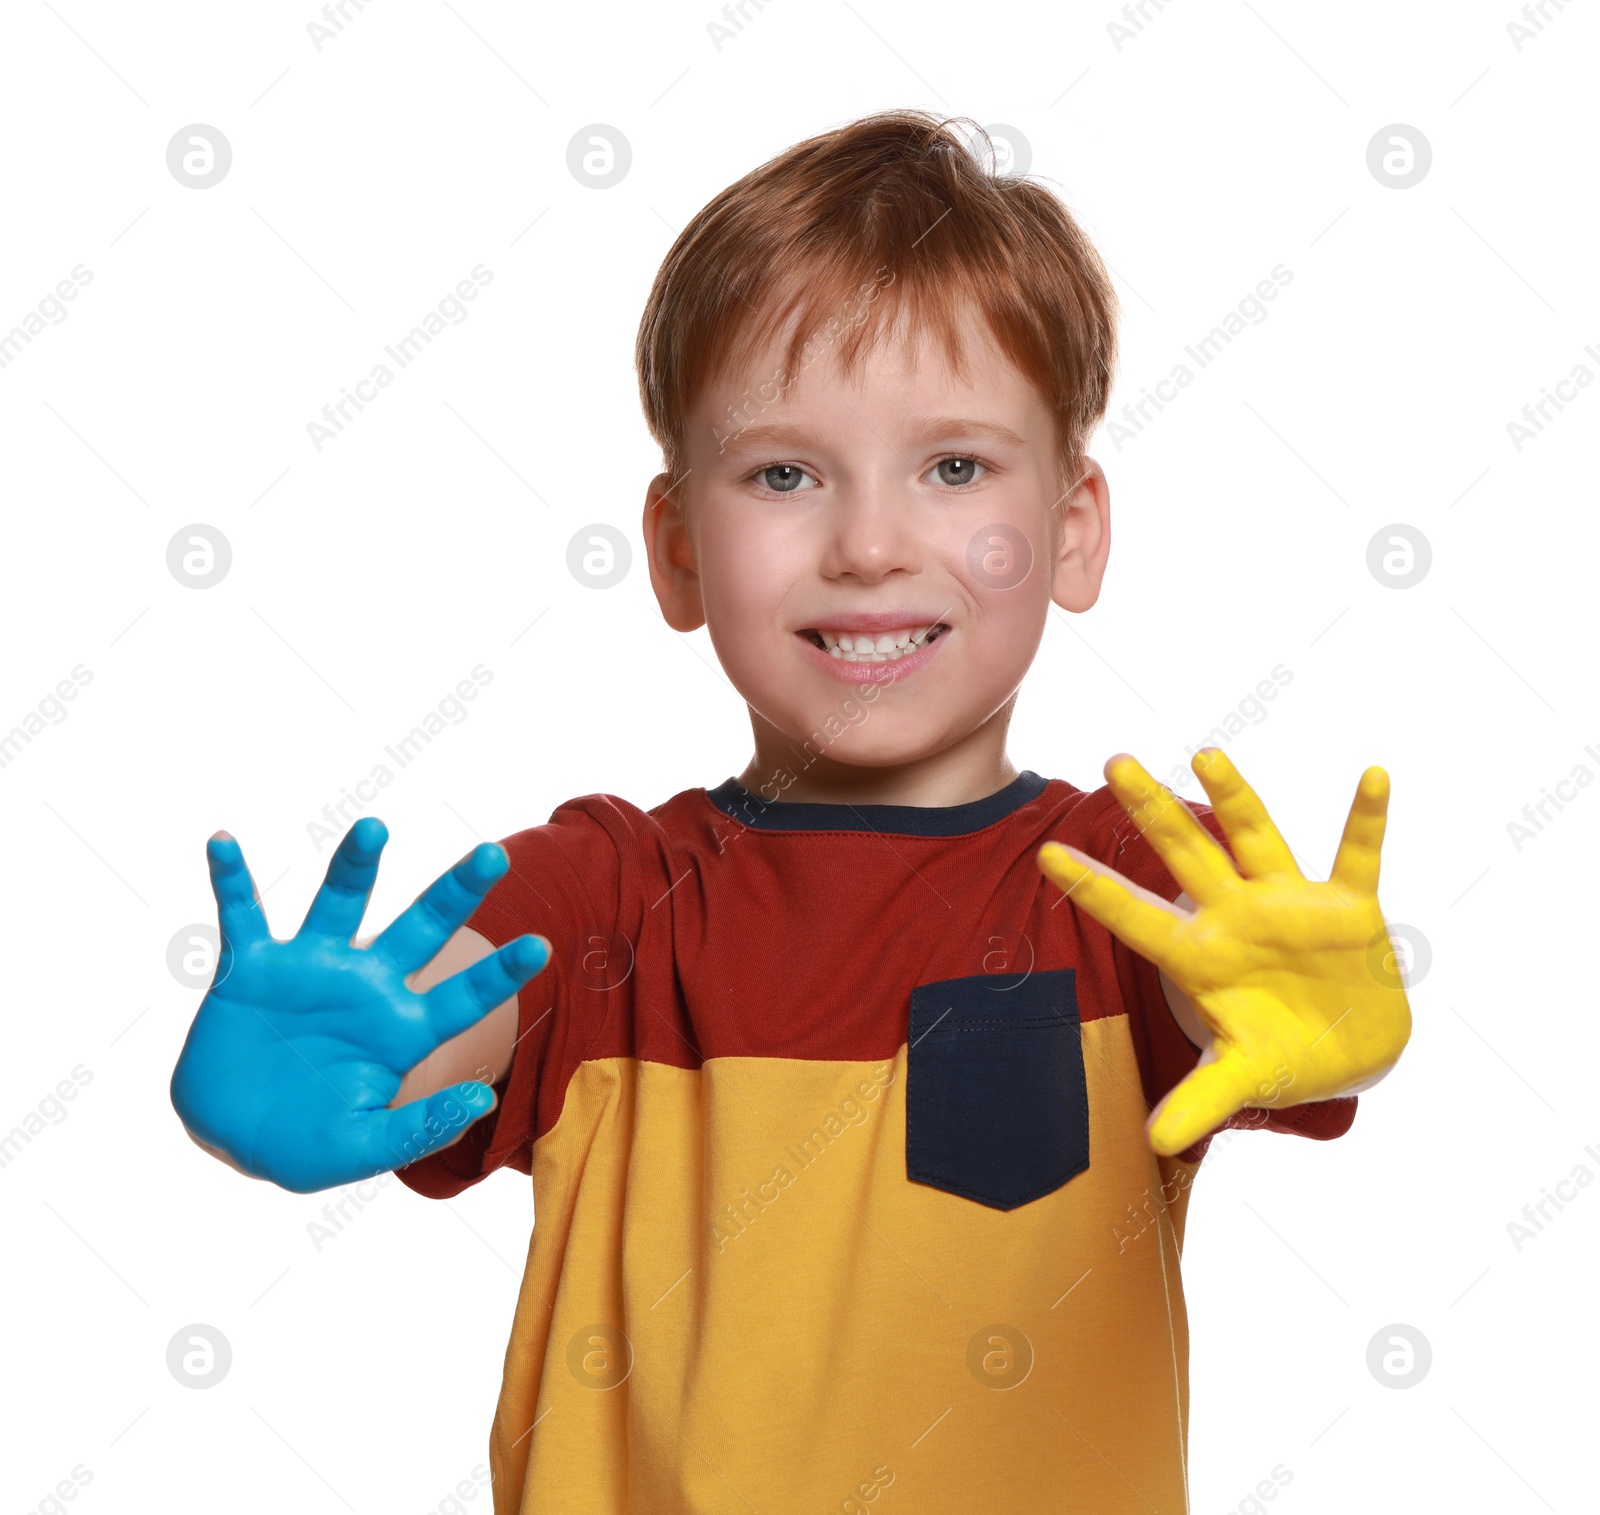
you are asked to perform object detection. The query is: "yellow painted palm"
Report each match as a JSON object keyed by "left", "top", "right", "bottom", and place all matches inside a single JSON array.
[{"left": 1037, "top": 749, "right": 1413, "bottom": 1157}]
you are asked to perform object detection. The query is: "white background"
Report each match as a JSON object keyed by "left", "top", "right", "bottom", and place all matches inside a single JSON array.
[{"left": 0, "top": 1, "right": 1594, "bottom": 1511}]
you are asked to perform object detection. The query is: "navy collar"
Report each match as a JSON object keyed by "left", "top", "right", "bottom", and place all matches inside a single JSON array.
[{"left": 705, "top": 770, "right": 1050, "bottom": 836}]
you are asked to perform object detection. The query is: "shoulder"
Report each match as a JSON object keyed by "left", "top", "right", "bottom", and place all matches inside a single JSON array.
[
  {"left": 1034, "top": 775, "right": 1231, "bottom": 897},
  {"left": 492, "top": 785, "right": 722, "bottom": 892}
]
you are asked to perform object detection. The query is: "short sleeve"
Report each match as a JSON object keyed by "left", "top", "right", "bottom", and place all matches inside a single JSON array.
[
  {"left": 394, "top": 795, "right": 636, "bottom": 1198},
  {"left": 1079, "top": 782, "right": 1358, "bottom": 1164}
]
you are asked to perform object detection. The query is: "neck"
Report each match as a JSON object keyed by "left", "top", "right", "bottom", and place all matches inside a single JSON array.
[{"left": 736, "top": 703, "right": 1020, "bottom": 807}]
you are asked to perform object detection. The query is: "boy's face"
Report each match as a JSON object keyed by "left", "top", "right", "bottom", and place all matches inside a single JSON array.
[{"left": 643, "top": 308, "right": 1111, "bottom": 772}]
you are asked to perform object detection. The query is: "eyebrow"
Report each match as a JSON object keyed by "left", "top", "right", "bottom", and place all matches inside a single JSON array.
[{"left": 717, "top": 415, "right": 1028, "bottom": 456}]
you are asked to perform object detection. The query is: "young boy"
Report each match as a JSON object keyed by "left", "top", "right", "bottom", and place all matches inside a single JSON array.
[{"left": 172, "top": 110, "right": 1411, "bottom": 1512}]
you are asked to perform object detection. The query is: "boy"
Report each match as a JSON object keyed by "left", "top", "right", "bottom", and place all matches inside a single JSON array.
[{"left": 172, "top": 110, "right": 1411, "bottom": 1511}]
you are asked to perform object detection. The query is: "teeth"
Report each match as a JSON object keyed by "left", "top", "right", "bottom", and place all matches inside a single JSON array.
[{"left": 811, "top": 625, "right": 943, "bottom": 663}]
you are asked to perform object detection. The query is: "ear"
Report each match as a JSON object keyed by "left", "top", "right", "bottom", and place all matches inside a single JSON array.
[
  {"left": 1050, "top": 457, "right": 1111, "bottom": 614},
  {"left": 642, "top": 472, "right": 706, "bottom": 632}
]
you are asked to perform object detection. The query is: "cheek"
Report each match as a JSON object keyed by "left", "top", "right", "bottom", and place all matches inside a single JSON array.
[
  {"left": 699, "top": 517, "right": 790, "bottom": 634},
  {"left": 972, "top": 580, "right": 1050, "bottom": 672}
]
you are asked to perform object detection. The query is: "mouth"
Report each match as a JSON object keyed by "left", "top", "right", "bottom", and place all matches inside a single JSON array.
[{"left": 797, "top": 622, "right": 951, "bottom": 665}]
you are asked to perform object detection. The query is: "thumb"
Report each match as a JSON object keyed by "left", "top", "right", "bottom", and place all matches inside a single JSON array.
[
  {"left": 1146, "top": 1047, "right": 1269, "bottom": 1157},
  {"left": 368, "top": 1081, "right": 498, "bottom": 1174}
]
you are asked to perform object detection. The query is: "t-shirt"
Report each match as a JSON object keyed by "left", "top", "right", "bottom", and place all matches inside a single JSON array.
[{"left": 397, "top": 771, "right": 1357, "bottom": 1513}]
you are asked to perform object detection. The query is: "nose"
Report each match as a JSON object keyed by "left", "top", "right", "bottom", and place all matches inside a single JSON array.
[{"left": 818, "top": 481, "right": 921, "bottom": 585}]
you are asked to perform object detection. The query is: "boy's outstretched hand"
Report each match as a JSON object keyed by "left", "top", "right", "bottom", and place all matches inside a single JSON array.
[
  {"left": 1036, "top": 749, "right": 1413, "bottom": 1158},
  {"left": 170, "top": 818, "right": 551, "bottom": 1193}
]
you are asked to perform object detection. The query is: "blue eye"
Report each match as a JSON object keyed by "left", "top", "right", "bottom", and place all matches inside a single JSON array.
[
  {"left": 931, "top": 456, "right": 985, "bottom": 487},
  {"left": 756, "top": 464, "right": 812, "bottom": 494},
  {"left": 746, "top": 454, "right": 990, "bottom": 496}
]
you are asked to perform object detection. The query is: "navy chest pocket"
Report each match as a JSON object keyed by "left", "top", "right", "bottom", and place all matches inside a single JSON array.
[{"left": 906, "top": 969, "right": 1089, "bottom": 1211}]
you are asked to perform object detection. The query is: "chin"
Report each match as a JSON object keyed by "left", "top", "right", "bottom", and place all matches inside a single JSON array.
[{"left": 773, "top": 707, "right": 955, "bottom": 770}]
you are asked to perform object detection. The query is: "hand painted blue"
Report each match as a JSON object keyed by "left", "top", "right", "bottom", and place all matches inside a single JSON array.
[{"left": 170, "top": 816, "right": 549, "bottom": 1194}]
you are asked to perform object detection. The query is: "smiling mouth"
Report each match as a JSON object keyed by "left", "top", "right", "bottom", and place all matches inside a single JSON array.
[{"left": 798, "top": 624, "right": 950, "bottom": 663}]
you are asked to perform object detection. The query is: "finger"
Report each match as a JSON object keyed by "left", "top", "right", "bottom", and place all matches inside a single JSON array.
[
  {"left": 1037, "top": 843, "right": 1184, "bottom": 968},
  {"left": 206, "top": 831, "right": 270, "bottom": 949},
  {"left": 369, "top": 842, "right": 511, "bottom": 975},
  {"left": 1145, "top": 1047, "right": 1266, "bottom": 1157},
  {"left": 421, "top": 935, "right": 550, "bottom": 1049},
  {"left": 1105, "top": 753, "right": 1240, "bottom": 906},
  {"left": 1328, "top": 766, "right": 1390, "bottom": 899},
  {"left": 366, "top": 1081, "right": 498, "bottom": 1173},
  {"left": 298, "top": 816, "right": 390, "bottom": 943},
  {"left": 1187, "top": 748, "right": 1303, "bottom": 881}
]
